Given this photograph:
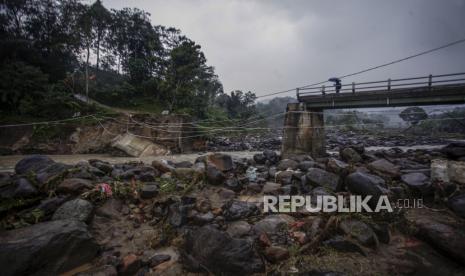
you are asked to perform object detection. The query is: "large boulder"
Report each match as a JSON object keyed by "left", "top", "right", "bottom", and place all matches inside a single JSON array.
[
  {"left": 0, "top": 219, "right": 99, "bottom": 276},
  {"left": 253, "top": 214, "right": 294, "bottom": 235},
  {"left": 52, "top": 198, "right": 94, "bottom": 223},
  {"left": 406, "top": 209, "right": 465, "bottom": 263},
  {"left": 447, "top": 193, "right": 465, "bottom": 218},
  {"left": 368, "top": 159, "right": 400, "bottom": 178},
  {"left": 441, "top": 142, "right": 465, "bottom": 160},
  {"left": 401, "top": 172, "right": 431, "bottom": 193},
  {"left": 339, "top": 219, "right": 379, "bottom": 248},
  {"left": 14, "top": 155, "right": 55, "bottom": 175},
  {"left": 184, "top": 225, "right": 264, "bottom": 275},
  {"left": 345, "top": 172, "right": 387, "bottom": 206},
  {"left": 0, "top": 178, "right": 37, "bottom": 199},
  {"left": 56, "top": 178, "right": 93, "bottom": 195},
  {"left": 305, "top": 168, "right": 341, "bottom": 191}
]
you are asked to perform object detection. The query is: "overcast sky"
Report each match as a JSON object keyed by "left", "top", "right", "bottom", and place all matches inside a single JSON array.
[{"left": 102, "top": 0, "right": 465, "bottom": 100}]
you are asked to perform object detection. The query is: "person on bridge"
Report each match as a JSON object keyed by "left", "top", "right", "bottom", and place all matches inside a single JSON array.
[{"left": 328, "top": 77, "right": 341, "bottom": 93}]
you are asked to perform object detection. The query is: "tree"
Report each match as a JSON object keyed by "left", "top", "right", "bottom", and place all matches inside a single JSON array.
[{"left": 399, "top": 107, "right": 428, "bottom": 126}]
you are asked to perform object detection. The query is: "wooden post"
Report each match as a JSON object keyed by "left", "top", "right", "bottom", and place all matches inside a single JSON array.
[
  {"left": 352, "top": 82, "right": 355, "bottom": 94},
  {"left": 428, "top": 74, "right": 432, "bottom": 89},
  {"left": 296, "top": 88, "right": 300, "bottom": 101},
  {"left": 387, "top": 78, "right": 391, "bottom": 91},
  {"left": 322, "top": 85, "right": 325, "bottom": 96}
]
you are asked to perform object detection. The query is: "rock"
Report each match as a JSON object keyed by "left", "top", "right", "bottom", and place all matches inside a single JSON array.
[
  {"left": 227, "top": 220, "right": 252, "bottom": 237},
  {"left": 168, "top": 199, "right": 194, "bottom": 227},
  {"left": 175, "top": 161, "right": 193, "bottom": 168},
  {"left": 253, "top": 153, "right": 267, "bottom": 165},
  {"left": 264, "top": 246, "right": 290, "bottom": 263},
  {"left": 368, "top": 159, "right": 400, "bottom": 178},
  {"left": 407, "top": 209, "right": 465, "bottom": 263},
  {"left": 184, "top": 225, "right": 264, "bottom": 274},
  {"left": 277, "top": 159, "right": 299, "bottom": 171},
  {"left": 345, "top": 172, "right": 387, "bottom": 206},
  {"left": 225, "top": 178, "right": 242, "bottom": 192},
  {"left": 140, "top": 182, "right": 159, "bottom": 199},
  {"left": 322, "top": 235, "right": 367, "bottom": 256},
  {"left": 339, "top": 219, "right": 379, "bottom": 248},
  {"left": 441, "top": 142, "right": 465, "bottom": 159},
  {"left": 172, "top": 168, "right": 196, "bottom": 181},
  {"left": 326, "top": 158, "right": 349, "bottom": 175},
  {"left": 263, "top": 150, "right": 279, "bottom": 164},
  {"left": 206, "top": 165, "right": 225, "bottom": 185},
  {"left": 370, "top": 223, "right": 391, "bottom": 244},
  {"left": 14, "top": 155, "right": 55, "bottom": 175},
  {"left": 35, "top": 196, "right": 69, "bottom": 218},
  {"left": 57, "top": 178, "right": 93, "bottom": 194},
  {"left": 222, "top": 200, "right": 260, "bottom": 221},
  {"left": 0, "top": 219, "right": 99, "bottom": 276},
  {"left": 152, "top": 160, "right": 175, "bottom": 173},
  {"left": 262, "top": 182, "right": 281, "bottom": 195},
  {"left": 0, "top": 177, "right": 37, "bottom": 199},
  {"left": 118, "top": 254, "right": 141, "bottom": 276},
  {"left": 36, "top": 162, "right": 70, "bottom": 186},
  {"left": 447, "top": 193, "right": 465, "bottom": 218},
  {"left": 148, "top": 254, "right": 171, "bottom": 267},
  {"left": 298, "top": 160, "right": 315, "bottom": 172},
  {"left": 401, "top": 172, "right": 431, "bottom": 193},
  {"left": 305, "top": 168, "right": 341, "bottom": 191},
  {"left": 192, "top": 211, "right": 215, "bottom": 225},
  {"left": 207, "top": 153, "right": 234, "bottom": 172},
  {"left": 96, "top": 198, "right": 123, "bottom": 220},
  {"left": 340, "top": 147, "right": 362, "bottom": 163},
  {"left": 276, "top": 170, "right": 294, "bottom": 185},
  {"left": 89, "top": 159, "right": 113, "bottom": 174},
  {"left": 52, "top": 198, "right": 94, "bottom": 223},
  {"left": 253, "top": 214, "right": 295, "bottom": 235}
]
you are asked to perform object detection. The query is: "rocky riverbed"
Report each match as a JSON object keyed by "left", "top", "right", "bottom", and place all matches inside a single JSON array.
[{"left": 1, "top": 142, "right": 465, "bottom": 275}]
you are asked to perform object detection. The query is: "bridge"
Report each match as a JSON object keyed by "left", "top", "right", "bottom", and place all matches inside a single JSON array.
[{"left": 282, "top": 72, "right": 465, "bottom": 157}]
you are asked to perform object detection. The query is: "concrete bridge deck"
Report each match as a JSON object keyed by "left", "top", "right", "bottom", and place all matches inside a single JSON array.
[{"left": 282, "top": 72, "right": 465, "bottom": 157}]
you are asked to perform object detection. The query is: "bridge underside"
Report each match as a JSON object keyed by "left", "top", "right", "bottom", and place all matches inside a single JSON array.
[
  {"left": 283, "top": 84, "right": 465, "bottom": 157},
  {"left": 299, "top": 84, "right": 465, "bottom": 109}
]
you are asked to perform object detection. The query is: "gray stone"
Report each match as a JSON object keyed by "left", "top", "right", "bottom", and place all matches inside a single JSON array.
[
  {"left": 206, "top": 165, "right": 225, "bottom": 185},
  {"left": 327, "top": 158, "right": 349, "bottom": 175},
  {"left": 305, "top": 168, "right": 341, "bottom": 191},
  {"left": 253, "top": 214, "right": 295, "bottom": 235},
  {"left": 52, "top": 198, "right": 94, "bottom": 223},
  {"left": 401, "top": 172, "right": 431, "bottom": 193},
  {"left": 339, "top": 219, "right": 379, "bottom": 248},
  {"left": 57, "top": 178, "right": 93, "bottom": 194},
  {"left": 346, "top": 172, "right": 387, "bottom": 207},
  {"left": 448, "top": 193, "right": 465, "bottom": 218},
  {"left": 184, "top": 225, "right": 264, "bottom": 275},
  {"left": 340, "top": 147, "right": 362, "bottom": 163},
  {"left": 222, "top": 201, "right": 259, "bottom": 221},
  {"left": 277, "top": 159, "right": 299, "bottom": 171},
  {"left": 14, "top": 155, "right": 55, "bottom": 175},
  {"left": 227, "top": 220, "right": 252, "bottom": 237},
  {"left": 368, "top": 159, "right": 400, "bottom": 178},
  {"left": 262, "top": 182, "right": 281, "bottom": 195},
  {"left": 0, "top": 219, "right": 99, "bottom": 276}
]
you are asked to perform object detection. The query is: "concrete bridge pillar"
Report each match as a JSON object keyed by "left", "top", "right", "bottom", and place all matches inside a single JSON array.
[{"left": 281, "top": 103, "right": 325, "bottom": 158}]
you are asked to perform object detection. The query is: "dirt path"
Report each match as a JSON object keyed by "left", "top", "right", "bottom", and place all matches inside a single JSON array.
[{"left": 0, "top": 151, "right": 260, "bottom": 172}]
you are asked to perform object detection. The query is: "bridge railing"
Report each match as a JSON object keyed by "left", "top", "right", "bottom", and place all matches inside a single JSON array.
[{"left": 297, "top": 72, "right": 465, "bottom": 98}]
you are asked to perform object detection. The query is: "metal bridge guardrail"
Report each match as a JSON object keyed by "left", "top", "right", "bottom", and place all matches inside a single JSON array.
[{"left": 297, "top": 72, "right": 465, "bottom": 98}]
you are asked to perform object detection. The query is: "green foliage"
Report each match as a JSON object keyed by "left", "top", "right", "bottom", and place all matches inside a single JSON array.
[{"left": 0, "top": 0, "right": 230, "bottom": 120}]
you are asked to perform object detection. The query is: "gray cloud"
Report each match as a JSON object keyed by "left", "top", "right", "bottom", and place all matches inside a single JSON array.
[{"left": 103, "top": 0, "right": 465, "bottom": 99}]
